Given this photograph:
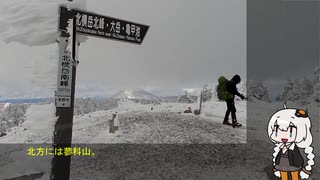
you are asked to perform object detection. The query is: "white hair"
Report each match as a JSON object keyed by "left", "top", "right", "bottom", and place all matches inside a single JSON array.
[{"left": 267, "top": 107, "right": 314, "bottom": 179}]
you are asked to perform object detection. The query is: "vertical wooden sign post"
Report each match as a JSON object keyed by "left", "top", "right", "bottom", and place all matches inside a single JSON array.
[
  {"left": 52, "top": 17, "right": 78, "bottom": 180},
  {"left": 52, "top": 5, "right": 149, "bottom": 180}
]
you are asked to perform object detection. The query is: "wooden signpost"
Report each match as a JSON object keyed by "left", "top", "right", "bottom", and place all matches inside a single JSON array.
[{"left": 51, "top": 5, "right": 149, "bottom": 180}]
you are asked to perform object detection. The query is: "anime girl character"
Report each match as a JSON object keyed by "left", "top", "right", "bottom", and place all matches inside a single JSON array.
[{"left": 267, "top": 103, "right": 315, "bottom": 180}]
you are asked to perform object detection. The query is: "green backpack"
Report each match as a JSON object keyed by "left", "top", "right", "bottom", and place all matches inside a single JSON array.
[{"left": 217, "top": 76, "right": 233, "bottom": 100}]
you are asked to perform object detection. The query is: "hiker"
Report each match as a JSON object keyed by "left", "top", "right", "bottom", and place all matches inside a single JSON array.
[{"left": 223, "top": 75, "right": 245, "bottom": 128}]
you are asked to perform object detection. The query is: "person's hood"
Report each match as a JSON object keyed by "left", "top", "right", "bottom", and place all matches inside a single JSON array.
[{"left": 231, "top": 75, "right": 241, "bottom": 84}]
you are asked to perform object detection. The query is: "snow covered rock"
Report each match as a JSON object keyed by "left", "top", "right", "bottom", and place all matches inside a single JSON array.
[{"left": 0, "top": 132, "right": 6, "bottom": 137}]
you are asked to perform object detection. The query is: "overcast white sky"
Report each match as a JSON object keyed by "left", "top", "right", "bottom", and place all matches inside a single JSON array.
[{"left": 0, "top": 0, "right": 246, "bottom": 99}]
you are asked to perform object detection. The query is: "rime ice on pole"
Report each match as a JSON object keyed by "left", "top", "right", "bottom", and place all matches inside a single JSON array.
[{"left": 0, "top": 0, "right": 87, "bottom": 46}]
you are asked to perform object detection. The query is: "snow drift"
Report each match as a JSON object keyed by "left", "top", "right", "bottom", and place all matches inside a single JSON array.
[
  {"left": 0, "top": 103, "right": 57, "bottom": 143},
  {"left": 0, "top": 0, "right": 87, "bottom": 46},
  {"left": 0, "top": 97, "right": 119, "bottom": 135}
]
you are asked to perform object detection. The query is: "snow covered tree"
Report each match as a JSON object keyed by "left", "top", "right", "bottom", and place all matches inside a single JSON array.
[
  {"left": 280, "top": 80, "right": 295, "bottom": 101},
  {"left": 201, "top": 85, "right": 213, "bottom": 102},
  {"left": 131, "top": 99, "right": 160, "bottom": 105},
  {"left": 313, "top": 67, "right": 320, "bottom": 103},
  {"left": 314, "top": 67, "right": 320, "bottom": 82},
  {"left": 279, "top": 76, "right": 315, "bottom": 104},
  {"left": 178, "top": 90, "right": 195, "bottom": 103},
  {"left": 276, "top": 68, "right": 320, "bottom": 104},
  {"left": 0, "top": 104, "right": 30, "bottom": 133},
  {"left": 246, "top": 80, "right": 271, "bottom": 102},
  {"left": 74, "top": 98, "right": 118, "bottom": 115},
  {"left": 299, "top": 78, "right": 314, "bottom": 104},
  {"left": 238, "top": 82, "right": 247, "bottom": 96}
]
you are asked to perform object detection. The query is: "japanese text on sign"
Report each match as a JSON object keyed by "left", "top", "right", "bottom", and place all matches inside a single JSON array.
[
  {"left": 56, "top": 37, "right": 73, "bottom": 108},
  {"left": 56, "top": 39, "right": 73, "bottom": 96},
  {"left": 59, "top": 6, "right": 149, "bottom": 44}
]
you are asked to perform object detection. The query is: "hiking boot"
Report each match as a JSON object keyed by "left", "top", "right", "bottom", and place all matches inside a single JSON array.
[
  {"left": 223, "top": 120, "right": 232, "bottom": 125},
  {"left": 232, "top": 120, "right": 242, "bottom": 128}
]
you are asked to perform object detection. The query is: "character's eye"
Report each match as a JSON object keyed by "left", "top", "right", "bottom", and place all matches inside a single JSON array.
[
  {"left": 275, "top": 125, "right": 279, "bottom": 137},
  {"left": 289, "top": 125, "right": 296, "bottom": 138}
]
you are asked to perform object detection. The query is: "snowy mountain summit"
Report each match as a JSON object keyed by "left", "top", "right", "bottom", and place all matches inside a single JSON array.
[{"left": 110, "top": 88, "right": 159, "bottom": 100}]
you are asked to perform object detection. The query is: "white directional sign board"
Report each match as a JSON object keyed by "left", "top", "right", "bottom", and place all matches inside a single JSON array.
[{"left": 55, "top": 37, "right": 73, "bottom": 107}]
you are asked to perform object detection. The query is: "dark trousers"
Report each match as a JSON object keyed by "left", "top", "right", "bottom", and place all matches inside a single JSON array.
[{"left": 224, "top": 99, "right": 236, "bottom": 122}]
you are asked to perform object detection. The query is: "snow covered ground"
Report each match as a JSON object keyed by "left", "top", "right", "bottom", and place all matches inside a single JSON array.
[
  {"left": 72, "top": 100, "right": 246, "bottom": 144},
  {"left": 0, "top": 100, "right": 246, "bottom": 144},
  {"left": 69, "top": 101, "right": 319, "bottom": 180},
  {"left": 0, "top": 99, "right": 246, "bottom": 179},
  {"left": 0, "top": 100, "right": 319, "bottom": 179}
]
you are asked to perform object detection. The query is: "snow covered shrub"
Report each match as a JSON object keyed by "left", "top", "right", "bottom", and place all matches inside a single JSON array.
[
  {"left": 74, "top": 98, "right": 118, "bottom": 115},
  {"left": 313, "top": 67, "right": 320, "bottom": 103},
  {"left": 279, "top": 78, "right": 316, "bottom": 104},
  {"left": 201, "top": 85, "right": 213, "bottom": 102},
  {"left": 130, "top": 99, "right": 160, "bottom": 105},
  {"left": 246, "top": 80, "right": 271, "bottom": 102},
  {"left": 0, "top": 104, "right": 30, "bottom": 133}
]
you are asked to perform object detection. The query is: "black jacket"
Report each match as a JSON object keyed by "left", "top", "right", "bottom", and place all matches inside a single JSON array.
[
  {"left": 275, "top": 144, "right": 304, "bottom": 168},
  {"left": 226, "top": 76, "right": 242, "bottom": 99}
]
